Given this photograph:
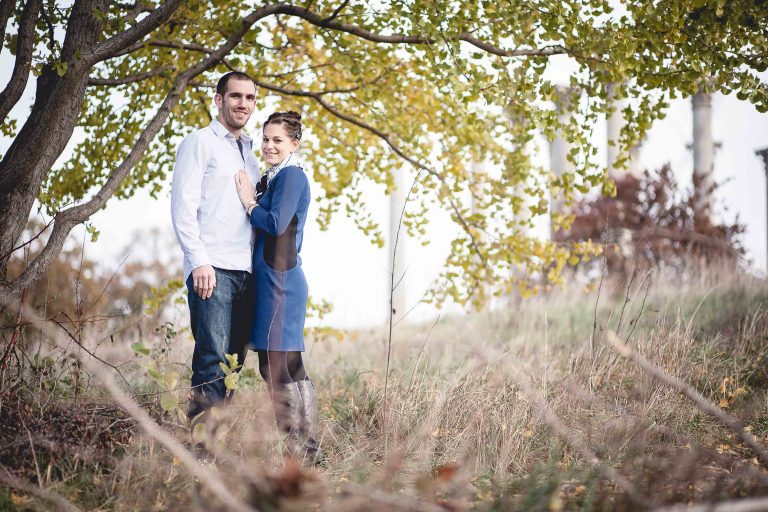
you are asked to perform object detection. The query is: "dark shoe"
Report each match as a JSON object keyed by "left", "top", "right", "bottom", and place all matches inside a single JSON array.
[
  {"left": 271, "top": 382, "right": 302, "bottom": 455},
  {"left": 296, "top": 379, "right": 325, "bottom": 464}
]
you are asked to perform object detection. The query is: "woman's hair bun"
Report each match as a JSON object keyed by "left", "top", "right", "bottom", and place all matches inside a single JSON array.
[{"left": 264, "top": 110, "right": 303, "bottom": 140}]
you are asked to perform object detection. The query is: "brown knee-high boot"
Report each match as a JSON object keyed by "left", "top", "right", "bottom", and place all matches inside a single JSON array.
[
  {"left": 296, "top": 379, "right": 324, "bottom": 462},
  {"left": 271, "top": 382, "right": 302, "bottom": 455}
]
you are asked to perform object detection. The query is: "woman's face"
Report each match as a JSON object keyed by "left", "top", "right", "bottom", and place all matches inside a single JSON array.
[{"left": 261, "top": 122, "right": 299, "bottom": 166}]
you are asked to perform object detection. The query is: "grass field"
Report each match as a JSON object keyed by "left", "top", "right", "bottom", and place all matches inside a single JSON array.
[{"left": 3, "top": 267, "right": 768, "bottom": 511}]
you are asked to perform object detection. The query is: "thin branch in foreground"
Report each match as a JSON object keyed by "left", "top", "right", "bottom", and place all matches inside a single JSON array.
[
  {"left": 651, "top": 496, "right": 768, "bottom": 512},
  {"left": 509, "top": 366, "right": 653, "bottom": 508},
  {"left": 14, "top": 304, "right": 256, "bottom": 512},
  {"left": 605, "top": 330, "right": 768, "bottom": 468}
]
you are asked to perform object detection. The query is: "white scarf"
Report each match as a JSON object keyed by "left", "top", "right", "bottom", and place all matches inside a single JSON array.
[{"left": 265, "top": 152, "right": 305, "bottom": 186}]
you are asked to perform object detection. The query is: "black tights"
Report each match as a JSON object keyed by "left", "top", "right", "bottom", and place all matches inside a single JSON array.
[{"left": 257, "top": 350, "right": 307, "bottom": 387}]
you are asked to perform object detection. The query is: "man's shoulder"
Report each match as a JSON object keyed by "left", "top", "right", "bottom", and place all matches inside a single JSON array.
[{"left": 179, "top": 125, "right": 217, "bottom": 146}]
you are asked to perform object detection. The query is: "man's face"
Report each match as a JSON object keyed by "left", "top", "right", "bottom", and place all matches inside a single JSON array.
[{"left": 214, "top": 78, "right": 257, "bottom": 132}]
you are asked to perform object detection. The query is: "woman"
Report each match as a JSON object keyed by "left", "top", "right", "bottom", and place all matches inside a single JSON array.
[{"left": 234, "top": 111, "right": 320, "bottom": 460}]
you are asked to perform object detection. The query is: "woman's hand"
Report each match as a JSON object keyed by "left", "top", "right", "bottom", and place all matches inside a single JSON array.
[{"left": 234, "top": 169, "right": 256, "bottom": 209}]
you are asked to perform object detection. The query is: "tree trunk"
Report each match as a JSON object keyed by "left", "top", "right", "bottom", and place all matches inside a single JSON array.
[{"left": 0, "top": 1, "right": 109, "bottom": 283}]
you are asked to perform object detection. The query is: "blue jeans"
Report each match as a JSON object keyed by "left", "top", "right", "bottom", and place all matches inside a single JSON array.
[{"left": 186, "top": 267, "right": 253, "bottom": 419}]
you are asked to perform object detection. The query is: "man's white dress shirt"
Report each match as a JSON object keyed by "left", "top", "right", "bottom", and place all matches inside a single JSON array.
[{"left": 171, "top": 119, "right": 260, "bottom": 281}]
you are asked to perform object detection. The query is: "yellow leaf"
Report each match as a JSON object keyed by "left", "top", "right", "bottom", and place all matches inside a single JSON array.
[
  {"left": 719, "top": 398, "right": 730, "bottom": 408},
  {"left": 10, "top": 493, "right": 30, "bottom": 506}
]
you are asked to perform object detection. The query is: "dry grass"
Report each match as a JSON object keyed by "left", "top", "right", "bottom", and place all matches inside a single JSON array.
[{"left": 3, "top": 267, "right": 768, "bottom": 511}]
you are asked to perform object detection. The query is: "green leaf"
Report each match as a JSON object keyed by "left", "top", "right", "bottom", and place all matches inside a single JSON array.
[
  {"left": 160, "top": 391, "right": 178, "bottom": 411},
  {"left": 224, "top": 353, "right": 239, "bottom": 369},
  {"left": 54, "top": 61, "right": 67, "bottom": 77},
  {"left": 219, "top": 362, "right": 232, "bottom": 375},
  {"left": 224, "top": 372, "right": 239, "bottom": 391},
  {"left": 85, "top": 223, "right": 100, "bottom": 242},
  {"left": 163, "top": 370, "right": 179, "bottom": 389},
  {"left": 131, "top": 342, "right": 150, "bottom": 356},
  {"left": 146, "top": 364, "right": 163, "bottom": 384}
]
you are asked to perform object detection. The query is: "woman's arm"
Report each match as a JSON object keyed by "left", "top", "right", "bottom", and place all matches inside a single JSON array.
[{"left": 249, "top": 166, "right": 307, "bottom": 236}]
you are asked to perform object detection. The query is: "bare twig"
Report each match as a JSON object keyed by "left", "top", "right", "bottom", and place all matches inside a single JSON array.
[
  {"left": 383, "top": 168, "right": 423, "bottom": 454},
  {"left": 52, "top": 317, "right": 134, "bottom": 391},
  {"left": 590, "top": 256, "right": 605, "bottom": 353},
  {"left": 605, "top": 330, "right": 768, "bottom": 468},
  {"left": 615, "top": 265, "right": 638, "bottom": 335},
  {"left": 0, "top": 217, "right": 55, "bottom": 263},
  {"left": 625, "top": 270, "right": 653, "bottom": 343},
  {"left": 22, "top": 417, "right": 43, "bottom": 488}
]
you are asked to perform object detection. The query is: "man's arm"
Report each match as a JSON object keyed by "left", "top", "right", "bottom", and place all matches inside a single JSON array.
[{"left": 170, "top": 133, "right": 216, "bottom": 299}]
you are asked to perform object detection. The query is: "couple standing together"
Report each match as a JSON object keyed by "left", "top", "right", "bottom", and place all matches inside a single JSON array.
[{"left": 170, "top": 71, "right": 320, "bottom": 460}]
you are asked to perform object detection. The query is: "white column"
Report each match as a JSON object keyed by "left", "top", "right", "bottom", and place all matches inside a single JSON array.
[
  {"left": 388, "top": 168, "right": 408, "bottom": 323},
  {"left": 692, "top": 90, "right": 714, "bottom": 227},
  {"left": 548, "top": 86, "right": 574, "bottom": 238}
]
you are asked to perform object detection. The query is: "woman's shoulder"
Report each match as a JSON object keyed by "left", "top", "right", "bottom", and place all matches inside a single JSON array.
[{"left": 276, "top": 165, "right": 309, "bottom": 185}]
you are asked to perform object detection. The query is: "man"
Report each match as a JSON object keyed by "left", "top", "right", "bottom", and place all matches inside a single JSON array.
[{"left": 171, "top": 71, "right": 259, "bottom": 424}]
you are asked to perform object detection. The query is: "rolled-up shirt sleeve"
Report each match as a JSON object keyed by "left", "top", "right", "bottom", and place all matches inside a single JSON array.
[
  {"left": 171, "top": 134, "right": 210, "bottom": 271},
  {"left": 250, "top": 166, "right": 307, "bottom": 236}
]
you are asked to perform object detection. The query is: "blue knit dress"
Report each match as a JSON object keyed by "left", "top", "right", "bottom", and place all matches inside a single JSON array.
[{"left": 248, "top": 165, "right": 310, "bottom": 351}]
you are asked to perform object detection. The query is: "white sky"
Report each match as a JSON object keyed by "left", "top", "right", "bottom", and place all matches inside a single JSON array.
[{"left": 2, "top": 52, "right": 767, "bottom": 330}]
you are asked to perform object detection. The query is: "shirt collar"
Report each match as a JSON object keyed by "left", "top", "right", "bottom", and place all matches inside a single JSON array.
[{"left": 209, "top": 118, "right": 253, "bottom": 146}]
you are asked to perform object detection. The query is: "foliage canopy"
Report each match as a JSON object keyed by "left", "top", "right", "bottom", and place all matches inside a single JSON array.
[{"left": 1, "top": 0, "right": 766, "bottom": 303}]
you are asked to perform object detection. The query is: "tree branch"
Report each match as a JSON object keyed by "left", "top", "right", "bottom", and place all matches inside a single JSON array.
[
  {"left": 249, "top": 77, "right": 488, "bottom": 266},
  {"left": 276, "top": 3, "right": 566, "bottom": 57},
  {"left": 0, "top": 0, "right": 15, "bottom": 55},
  {"left": 0, "top": 0, "right": 41, "bottom": 125},
  {"left": 0, "top": 5, "right": 287, "bottom": 302},
  {"left": 83, "top": 0, "right": 184, "bottom": 64},
  {"left": 320, "top": 0, "right": 350, "bottom": 25},
  {"left": 87, "top": 65, "right": 173, "bottom": 86},
  {"left": 109, "top": 4, "right": 567, "bottom": 61}
]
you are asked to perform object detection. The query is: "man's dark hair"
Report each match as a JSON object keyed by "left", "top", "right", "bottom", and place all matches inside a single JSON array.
[{"left": 216, "top": 71, "right": 254, "bottom": 96}]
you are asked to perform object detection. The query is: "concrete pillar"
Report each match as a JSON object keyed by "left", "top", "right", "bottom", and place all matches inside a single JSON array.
[
  {"left": 692, "top": 90, "right": 715, "bottom": 228},
  {"left": 755, "top": 147, "right": 768, "bottom": 273},
  {"left": 548, "top": 86, "right": 574, "bottom": 237},
  {"left": 388, "top": 168, "right": 407, "bottom": 323}
]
